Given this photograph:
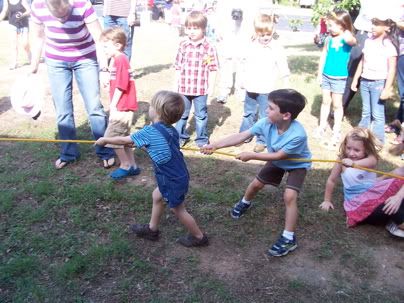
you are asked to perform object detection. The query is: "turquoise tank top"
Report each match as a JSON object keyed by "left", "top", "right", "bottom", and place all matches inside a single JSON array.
[{"left": 323, "top": 36, "right": 352, "bottom": 78}]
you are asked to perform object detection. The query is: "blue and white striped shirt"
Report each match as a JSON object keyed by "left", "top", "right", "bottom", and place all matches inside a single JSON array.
[{"left": 130, "top": 124, "right": 172, "bottom": 165}]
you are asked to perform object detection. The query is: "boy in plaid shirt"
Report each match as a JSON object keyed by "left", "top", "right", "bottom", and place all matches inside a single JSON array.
[{"left": 174, "top": 11, "right": 219, "bottom": 147}]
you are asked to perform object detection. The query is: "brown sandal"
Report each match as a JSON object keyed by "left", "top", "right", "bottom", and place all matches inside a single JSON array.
[{"left": 103, "top": 158, "right": 115, "bottom": 169}]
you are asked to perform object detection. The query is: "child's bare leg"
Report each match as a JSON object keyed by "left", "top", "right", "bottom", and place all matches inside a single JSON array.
[
  {"left": 283, "top": 188, "right": 298, "bottom": 232},
  {"left": 319, "top": 90, "right": 332, "bottom": 130},
  {"left": 171, "top": 204, "right": 204, "bottom": 239},
  {"left": 10, "top": 31, "right": 18, "bottom": 68},
  {"left": 114, "top": 147, "right": 137, "bottom": 169},
  {"left": 332, "top": 93, "right": 343, "bottom": 135},
  {"left": 244, "top": 178, "right": 265, "bottom": 201},
  {"left": 149, "top": 187, "right": 165, "bottom": 231},
  {"left": 21, "top": 31, "right": 31, "bottom": 62}
]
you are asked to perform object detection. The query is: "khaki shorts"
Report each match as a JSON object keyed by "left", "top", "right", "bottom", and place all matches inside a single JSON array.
[
  {"left": 104, "top": 111, "right": 133, "bottom": 148},
  {"left": 256, "top": 161, "right": 307, "bottom": 193}
]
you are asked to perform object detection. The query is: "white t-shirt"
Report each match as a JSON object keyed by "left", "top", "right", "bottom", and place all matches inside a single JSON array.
[{"left": 361, "top": 37, "right": 397, "bottom": 80}]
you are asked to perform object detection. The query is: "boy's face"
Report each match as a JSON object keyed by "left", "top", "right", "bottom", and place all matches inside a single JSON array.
[
  {"left": 266, "top": 101, "right": 288, "bottom": 124},
  {"left": 102, "top": 40, "right": 122, "bottom": 59},
  {"left": 186, "top": 26, "right": 204, "bottom": 42},
  {"left": 257, "top": 32, "right": 273, "bottom": 46}
]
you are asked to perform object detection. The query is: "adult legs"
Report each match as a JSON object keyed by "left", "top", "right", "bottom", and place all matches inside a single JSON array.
[
  {"left": 343, "top": 31, "right": 368, "bottom": 112},
  {"left": 73, "top": 58, "right": 115, "bottom": 160},
  {"left": 46, "top": 58, "right": 79, "bottom": 162},
  {"left": 192, "top": 95, "right": 209, "bottom": 146}
]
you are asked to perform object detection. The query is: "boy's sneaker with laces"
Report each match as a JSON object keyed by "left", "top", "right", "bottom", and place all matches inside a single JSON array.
[
  {"left": 386, "top": 222, "right": 404, "bottom": 238},
  {"left": 231, "top": 199, "right": 251, "bottom": 219},
  {"left": 176, "top": 233, "right": 209, "bottom": 247},
  {"left": 130, "top": 223, "right": 160, "bottom": 241},
  {"left": 267, "top": 235, "right": 297, "bottom": 257}
]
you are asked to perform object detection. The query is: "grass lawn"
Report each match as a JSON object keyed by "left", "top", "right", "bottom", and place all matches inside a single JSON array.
[{"left": 0, "top": 21, "right": 403, "bottom": 303}]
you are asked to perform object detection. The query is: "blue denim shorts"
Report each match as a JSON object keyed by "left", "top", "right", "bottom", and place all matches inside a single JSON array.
[
  {"left": 321, "top": 74, "right": 347, "bottom": 94},
  {"left": 9, "top": 24, "right": 29, "bottom": 34},
  {"left": 156, "top": 173, "right": 189, "bottom": 208}
]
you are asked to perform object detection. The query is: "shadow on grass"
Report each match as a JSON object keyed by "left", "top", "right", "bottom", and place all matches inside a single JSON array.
[
  {"left": 288, "top": 55, "right": 319, "bottom": 82},
  {"left": 134, "top": 63, "right": 172, "bottom": 79},
  {"left": 0, "top": 96, "right": 11, "bottom": 115}
]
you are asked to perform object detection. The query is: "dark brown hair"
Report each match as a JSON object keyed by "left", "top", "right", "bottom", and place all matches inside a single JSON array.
[
  {"left": 268, "top": 89, "right": 306, "bottom": 120},
  {"left": 327, "top": 9, "right": 353, "bottom": 33}
]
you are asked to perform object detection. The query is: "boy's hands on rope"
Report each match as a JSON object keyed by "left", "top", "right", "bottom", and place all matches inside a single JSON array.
[
  {"left": 236, "top": 152, "right": 256, "bottom": 162},
  {"left": 95, "top": 137, "right": 107, "bottom": 146},
  {"left": 200, "top": 143, "right": 217, "bottom": 155}
]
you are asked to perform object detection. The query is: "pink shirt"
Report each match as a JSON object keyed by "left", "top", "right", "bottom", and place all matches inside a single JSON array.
[
  {"left": 174, "top": 38, "right": 218, "bottom": 96},
  {"left": 361, "top": 37, "right": 397, "bottom": 80}
]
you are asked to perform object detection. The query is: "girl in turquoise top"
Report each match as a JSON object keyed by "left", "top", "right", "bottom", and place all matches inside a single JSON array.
[{"left": 314, "top": 10, "right": 356, "bottom": 148}]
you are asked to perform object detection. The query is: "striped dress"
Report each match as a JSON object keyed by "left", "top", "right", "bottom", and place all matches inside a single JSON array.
[{"left": 30, "top": 0, "right": 98, "bottom": 62}]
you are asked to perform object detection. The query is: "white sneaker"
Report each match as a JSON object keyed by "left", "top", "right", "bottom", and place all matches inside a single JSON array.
[
  {"left": 386, "top": 222, "right": 404, "bottom": 238},
  {"left": 312, "top": 127, "right": 325, "bottom": 139}
]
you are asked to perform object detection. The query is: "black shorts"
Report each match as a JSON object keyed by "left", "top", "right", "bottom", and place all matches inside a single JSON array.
[{"left": 256, "top": 161, "right": 307, "bottom": 193}]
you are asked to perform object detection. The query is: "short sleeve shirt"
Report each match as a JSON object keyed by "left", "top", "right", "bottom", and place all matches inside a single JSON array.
[
  {"left": 249, "top": 118, "right": 312, "bottom": 170},
  {"left": 174, "top": 38, "right": 218, "bottom": 96},
  {"left": 130, "top": 125, "right": 173, "bottom": 165},
  {"left": 109, "top": 53, "right": 138, "bottom": 112},
  {"left": 361, "top": 37, "right": 398, "bottom": 80}
]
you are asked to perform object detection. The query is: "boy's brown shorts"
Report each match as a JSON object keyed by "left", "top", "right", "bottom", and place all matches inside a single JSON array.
[
  {"left": 256, "top": 161, "right": 307, "bottom": 193},
  {"left": 104, "top": 111, "right": 133, "bottom": 148}
]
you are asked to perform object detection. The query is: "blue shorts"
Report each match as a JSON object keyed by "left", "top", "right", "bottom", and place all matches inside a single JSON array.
[
  {"left": 156, "top": 173, "right": 189, "bottom": 208},
  {"left": 321, "top": 74, "right": 347, "bottom": 94},
  {"left": 9, "top": 24, "right": 29, "bottom": 34}
]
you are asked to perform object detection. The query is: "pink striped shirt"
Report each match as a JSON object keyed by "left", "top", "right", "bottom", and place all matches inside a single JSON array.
[{"left": 31, "top": 0, "right": 98, "bottom": 62}]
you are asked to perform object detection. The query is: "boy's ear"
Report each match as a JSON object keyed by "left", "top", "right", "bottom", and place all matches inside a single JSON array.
[{"left": 282, "top": 112, "right": 291, "bottom": 120}]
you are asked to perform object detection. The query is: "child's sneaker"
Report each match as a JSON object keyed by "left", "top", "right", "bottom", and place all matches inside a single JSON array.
[
  {"left": 177, "top": 233, "right": 209, "bottom": 247},
  {"left": 386, "top": 222, "right": 404, "bottom": 238},
  {"left": 231, "top": 199, "right": 251, "bottom": 219},
  {"left": 267, "top": 235, "right": 297, "bottom": 257},
  {"left": 130, "top": 224, "right": 160, "bottom": 241}
]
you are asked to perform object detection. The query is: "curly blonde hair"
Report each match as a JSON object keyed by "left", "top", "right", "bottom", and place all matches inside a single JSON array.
[{"left": 338, "top": 127, "right": 382, "bottom": 160}]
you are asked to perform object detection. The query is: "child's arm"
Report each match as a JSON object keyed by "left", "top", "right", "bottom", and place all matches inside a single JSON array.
[
  {"left": 95, "top": 136, "right": 134, "bottom": 147},
  {"left": 110, "top": 88, "right": 123, "bottom": 112},
  {"left": 207, "top": 70, "right": 217, "bottom": 96},
  {"left": 319, "top": 162, "right": 343, "bottom": 211},
  {"left": 236, "top": 149, "right": 287, "bottom": 162},
  {"left": 341, "top": 155, "right": 378, "bottom": 169},
  {"left": 317, "top": 37, "right": 328, "bottom": 83},
  {"left": 200, "top": 130, "right": 253, "bottom": 154},
  {"left": 342, "top": 30, "right": 356, "bottom": 46},
  {"left": 383, "top": 185, "right": 404, "bottom": 215},
  {"left": 380, "top": 55, "right": 397, "bottom": 100},
  {"left": 20, "top": 0, "right": 31, "bottom": 18},
  {"left": 30, "top": 22, "right": 46, "bottom": 73},
  {"left": 351, "top": 57, "right": 363, "bottom": 92}
]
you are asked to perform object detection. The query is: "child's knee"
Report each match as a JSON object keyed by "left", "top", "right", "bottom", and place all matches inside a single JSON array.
[
  {"left": 283, "top": 188, "right": 298, "bottom": 206},
  {"left": 251, "top": 178, "right": 265, "bottom": 190}
]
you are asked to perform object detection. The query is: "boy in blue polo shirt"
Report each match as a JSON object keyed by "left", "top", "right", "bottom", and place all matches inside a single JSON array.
[{"left": 201, "top": 89, "right": 311, "bottom": 256}]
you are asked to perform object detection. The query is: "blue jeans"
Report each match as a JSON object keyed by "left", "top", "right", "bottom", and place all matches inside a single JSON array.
[
  {"left": 396, "top": 55, "right": 404, "bottom": 122},
  {"left": 175, "top": 95, "right": 209, "bottom": 146},
  {"left": 104, "top": 15, "right": 133, "bottom": 60},
  {"left": 358, "top": 79, "right": 386, "bottom": 144},
  {"left": 46, "top": 58, "right": 115, "bottom": 161},
  {"left": 239, "top": 92, "right": 268, "bottom": 145}
]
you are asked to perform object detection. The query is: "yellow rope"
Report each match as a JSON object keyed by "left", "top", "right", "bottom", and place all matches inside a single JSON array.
[{"left": 1, "top": 137, "right": 403, "bottom": 180}]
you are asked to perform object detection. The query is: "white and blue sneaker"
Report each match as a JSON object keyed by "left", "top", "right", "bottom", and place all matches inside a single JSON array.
[{"left": 267, "top": 235, "right": 297, "bottom": 257}]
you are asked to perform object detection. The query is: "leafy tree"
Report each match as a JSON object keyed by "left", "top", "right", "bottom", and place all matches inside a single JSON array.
[{"left": 312, "top": 0, "right": 361, "bottom": 25}]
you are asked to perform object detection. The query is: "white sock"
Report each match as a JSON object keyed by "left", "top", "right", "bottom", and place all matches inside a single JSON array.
[
  {"left": 282, "top": 230, "right": 294, "bottom": 240},
  {"left": 241, "top": 197, "right": 251, "bottom": 205}
]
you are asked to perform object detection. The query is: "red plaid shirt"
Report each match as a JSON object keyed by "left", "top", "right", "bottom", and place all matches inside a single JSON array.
[{"left": 174, "top": 38, "right": 218, "bottom": 96}]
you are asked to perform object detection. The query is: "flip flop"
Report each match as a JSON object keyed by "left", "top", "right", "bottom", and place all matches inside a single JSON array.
[
  {"left": 103, "top": 158, "right": 115, "bottom": 169},
  {"left": 55, "top": 158, "right": 71, "bottom": 170}
]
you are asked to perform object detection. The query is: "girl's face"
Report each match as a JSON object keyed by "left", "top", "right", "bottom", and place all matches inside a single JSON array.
[
  {"left": 371, "top": 20, "right": 389, "bottom": 38},
  {"left": 345, "top": 138, "right": 366, "bottom": 161},
  {"left": 186, "top": 26, "right": 204, "bottom": 42},
  {"left": 327, "top": 19, "right": 344, "bottom": 36}
]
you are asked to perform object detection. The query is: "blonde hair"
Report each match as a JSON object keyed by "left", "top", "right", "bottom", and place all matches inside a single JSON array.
[
  {"left": 338, "top": 127, "right": 382, "bottom": 160},
  {"left": 185, "top": 11, "right": 207, "bottom": 30},
  {"left": 254, "top": 13, "right": 276, "bottom": 35},
  {"left": 150, "top": 91, "right": 184, "bottom": 125},
  {"left": 100, "top": 27, "right": 127, "bottom": 50}
]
